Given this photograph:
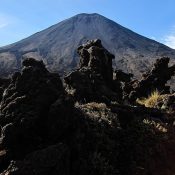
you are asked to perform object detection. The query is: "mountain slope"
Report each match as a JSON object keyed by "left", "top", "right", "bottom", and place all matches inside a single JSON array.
[{"left": 0, "top": 13, "right": 175, "bottom": 77}]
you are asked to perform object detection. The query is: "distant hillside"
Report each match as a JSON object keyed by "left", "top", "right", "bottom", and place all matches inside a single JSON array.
[{"left": 0, "top": 13, "right": 175, "bottom": 77}]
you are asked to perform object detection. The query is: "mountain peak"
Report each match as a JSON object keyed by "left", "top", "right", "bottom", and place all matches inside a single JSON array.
[
  {"left": 72, "top": 13, "right": 107, "bottom": 20},
  {"left": 75, "top": 13, "right": 102, "bottom": 17},
  {"left": 0, "top": 13, "right": 174, "bottom": 78}
]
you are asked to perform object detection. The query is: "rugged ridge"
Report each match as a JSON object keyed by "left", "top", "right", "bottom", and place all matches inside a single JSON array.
[
  {"left": 0, "top": 13, "right": 175, "bottom": 78},
  {"left": 64, "top": 39, "right": 121, "bottom": 103},
  {"left": 1, "top": 40, "right": 175, "bottom": 175}
]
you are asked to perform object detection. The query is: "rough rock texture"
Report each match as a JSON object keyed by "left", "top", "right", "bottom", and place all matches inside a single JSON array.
[
  {"left": 0, "top": 78, "right": 10, "bottom": 101},
  {"left": 0, "top": 78, "right": 10, "bottom": 89},
  {"left": 1, "top": 42, "right": 175, "bottom": 175},
  {"left": 114, "top": 70, "right": 133, "bottom": 83},
  {"left": 1, "top": 144, "right": 70, "bottom": 175},
  {"left": 0, "top": 58, "right": 69, "bottom": 160},
  {"left": 78, "top": 39, "right": 114, "bottom": 84},
  {"left": 64, "top": 39, "right": 121, "bottom": 103},
  {"left": 123, "top": 57, "right": 175, "bottom": 102},
  {"left": 64, "top": 38, "right": 175, "bottom": 125},
  {"left": 161, "top": 93, "right": 175, "bottom": 111},
  {"left": 65, "top": 40, "right": 175, "bottom": 105}
]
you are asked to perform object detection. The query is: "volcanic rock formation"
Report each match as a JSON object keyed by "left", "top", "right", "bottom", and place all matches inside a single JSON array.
[
  {"left": 0, "top": 58, "right": 73, "bottom": 162},
  {"left": 0, "top": 40, "right": 175, "bottom": 175},
  {"left": 64, "top": 39, "right": 122, "bottom": 103},
  {"left": 123, "top": 57, "right": 175, "bottom": 102}
]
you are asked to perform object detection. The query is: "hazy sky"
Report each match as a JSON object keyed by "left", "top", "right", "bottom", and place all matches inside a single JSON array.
[{"left": 0, "top": 0, "right": 175, "bottom": 48}]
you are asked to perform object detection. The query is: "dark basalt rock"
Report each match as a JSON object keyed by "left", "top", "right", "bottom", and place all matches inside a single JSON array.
[
  {"left": 1, "top": 143, "right": 70, "bottom": 175},
  {"left": 1, "top": 41, "right": 175, "bottom": 175},
  {"left": 0, "top": 78, "right": 10, "bottom": 101},
  {"left": 65, "top": 39, "right": 121, "bottom": 103},
  {"left": 0, "top": 58, "right": 66, "bottom": 159},
  {"left": 113, "top": 70, "right": 133, "bottom": 102},
  {"left": 0, "top": 78, "right": 10, "bottom": 89},
  {"left": 124, "top": 57, "right": 175, "bottom": 102},
  {"left": 65, "top": 40, "right": 175, "bottom": 106},
  {"left": 114, "top": 70, "right": 133, "bottom": 83},
  {"left": 78, "top": 39, "right": 114, "bottom": 84},
  {"left": 162, "top": 93, "right": 175, "bottom": 110}
]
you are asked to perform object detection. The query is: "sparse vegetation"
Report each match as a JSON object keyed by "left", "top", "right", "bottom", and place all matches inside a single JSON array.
[
  {"left": 143, "top": 119, "right": 168, "bottom": 133},
  {"left": 80, "top": 102, "right": 107, "bottom": 111},
  {"left": 136, "top": 90, "right": 165, "bottom": 108}
]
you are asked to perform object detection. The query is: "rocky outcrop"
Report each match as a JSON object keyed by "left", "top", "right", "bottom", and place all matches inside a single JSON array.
[
  {"left": 0, "top": 78, "right": 10, "bottom": 101},
  {"left": 78, "top": 39, "right": 114, "bottom": 84},
  {"left": 1, "top": 40, "right": 175, "bottom": 175},
  {"left": 64, "top": 39, "right": 121, "bottom": 103},
  {"left": 0, "top": 58, "right": 70, "bottom": 160},
  {"left": 123, "top": 57, "right": 175, "bottom": 102},
  {"left": 114, "top": 70, "right": 133, "bottom": 83},
  {"left": 1, "top": 144, "right": 70, "bottom": 175}
]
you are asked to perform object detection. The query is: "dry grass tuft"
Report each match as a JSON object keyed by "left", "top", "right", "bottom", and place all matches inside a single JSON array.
[
  {"left": 80, "top": 102, "right": 107, "bottom": 111},
  {"left": 136, "top": 90, "right": 164, "bottom": 108},
  {"left": 143, "top": 119, "right": 168, "bottom": 133}
]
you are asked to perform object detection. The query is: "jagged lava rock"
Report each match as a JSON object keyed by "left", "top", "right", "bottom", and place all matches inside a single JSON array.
[
  {"left": 0, "top": 78, "right": 10, "bottom": 101},
  {"left": 0, "top": 58, "right": 65, "bottom": 158},
  {"left": 124, "top": 57, "right": 175, "bottom": 102},
  {"left": 1, "top": 143, "right": 70, "bottom": 175},
  {"left": 1, "top": 47, "right": 175, "bottom": 175},
  {"left": 64, "top": 39, "right": 122, "bottom": 103}
]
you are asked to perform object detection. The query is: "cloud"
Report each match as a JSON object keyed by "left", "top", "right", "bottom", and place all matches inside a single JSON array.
[
  {"left": 164, "top": 35, "right": 175, "bottom": 49},
  {"left": 150, "top": 36, "right": 156, "bottom": 40},
  {"left": 0, "top": 13, "right": 19, "bottom": 30},
  {"left": 162, "top": 26, "right": 175, "bottom": 49},
  {"left": 0, "top": 14, "right": 10, "bottom": 29},
  {"left": 0, "top": 23, "right": 8, "bottom": 29}
]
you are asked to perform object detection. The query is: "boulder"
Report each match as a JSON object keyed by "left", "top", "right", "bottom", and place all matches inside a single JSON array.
[
  {"left": 124, "top": 57, "right": 175, "bottom": 102},
  {"left": 0, "top": 58, "right": 65, "bottom": 158},
  {"left": 65, "top": 39, "right": 121, "bottom": 103},
  {"left": 0, "top": 78, "right": 10, "bottom": 101},
  {"left": 1, "top": 143, "right": 70, "bottom": 175}
]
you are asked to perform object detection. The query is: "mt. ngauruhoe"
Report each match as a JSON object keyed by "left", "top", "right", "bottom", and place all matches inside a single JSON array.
[{"left": 0, "top": 13, "right": 175, "bottom": 77}]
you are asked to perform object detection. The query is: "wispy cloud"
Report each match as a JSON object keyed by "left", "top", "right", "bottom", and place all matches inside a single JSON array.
[
  {"left": 0, "top": 23, "right": 8, "bottom": 29},
  {"left": 0, "top": 13, "right": 23, "bottom": 46},
  {"left": 164, "top": 35, "right": 175, "bottom": 49},
  {"left": 0, "top": 14, "right": 10, "bottom": 29},
  {"left": 150, "top": 36, "right": 156, "bottom": 40},
  {"left": 0, "top": 13, "right": 19, "bottom": 30},
  {"left": 162, "top": 26, "right": 175, "bottom": 49}
]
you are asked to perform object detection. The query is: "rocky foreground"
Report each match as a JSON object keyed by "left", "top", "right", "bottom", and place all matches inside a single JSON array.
[{"left": 0, "top": 39, "right": 175, "bottom": 175}]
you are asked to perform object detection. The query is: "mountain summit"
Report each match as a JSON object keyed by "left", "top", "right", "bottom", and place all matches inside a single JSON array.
[{"left": 0, "top": 13, "right": 175, "bottom": 76}]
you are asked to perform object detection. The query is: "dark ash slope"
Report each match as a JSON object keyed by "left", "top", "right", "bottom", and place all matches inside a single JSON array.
[{"left": 0, "top": 13, "right": 175, "bottom": 77}]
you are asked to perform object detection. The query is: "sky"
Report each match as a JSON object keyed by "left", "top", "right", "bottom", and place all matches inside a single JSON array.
[{"left": 0, "top": 0, "right": 175, "bottom": 49}]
